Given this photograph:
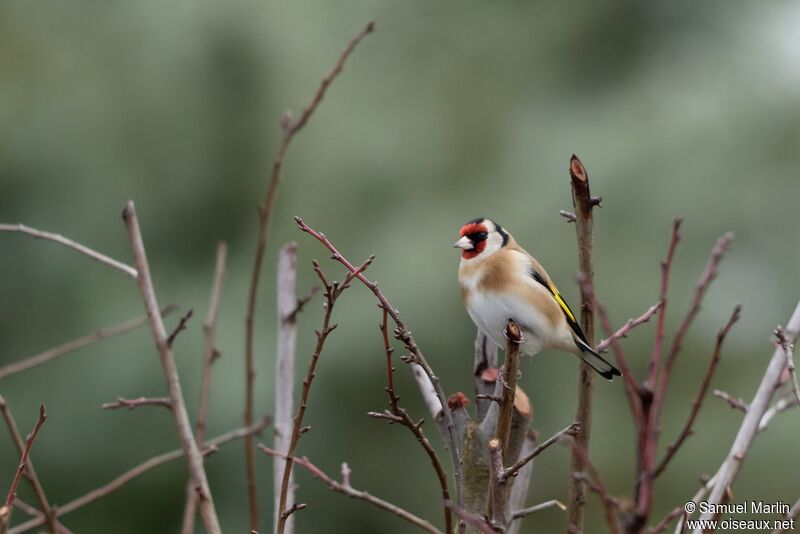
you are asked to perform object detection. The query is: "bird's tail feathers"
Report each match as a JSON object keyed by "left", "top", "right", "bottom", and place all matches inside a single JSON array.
[{"left": 574, "top": 337, "right": 622, "bottom": 381}]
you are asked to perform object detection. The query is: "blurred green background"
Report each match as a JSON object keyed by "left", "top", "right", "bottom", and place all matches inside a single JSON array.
[{"left": 1, "top": 1, "right": 799, "bottom": 532}]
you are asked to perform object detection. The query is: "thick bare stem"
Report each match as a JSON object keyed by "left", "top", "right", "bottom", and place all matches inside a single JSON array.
[
  {"left": 121, "top": 200, "right": 220, "bottom": 534},
  {"left": 566, "top": 154, "right": 599, "bottom": 532},
  {"left": 273, "top": 243, "right": 300, "bottom": 534}
]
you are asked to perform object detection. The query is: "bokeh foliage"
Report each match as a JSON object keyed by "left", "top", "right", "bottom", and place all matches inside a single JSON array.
[{"left": 1, "top": 1, "right": 799, "bottom": 532}]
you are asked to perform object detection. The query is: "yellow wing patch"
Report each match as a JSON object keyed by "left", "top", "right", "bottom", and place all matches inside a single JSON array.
[{"left": 548, "top": 282, "right": 576, "bottom": 322}]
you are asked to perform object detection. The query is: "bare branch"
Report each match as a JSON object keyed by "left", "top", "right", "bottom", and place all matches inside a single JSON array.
[
  {"left": 494, "top": 321, "right": 522, "bottom": 464},
  {"left": 9, "top": 418, "right": 269, "bottom": 534},
  {"left": 647, "top": 217, "right": 682, "bottom": 389},
  {"left": 596, "top": 300, "right": 663, "bottom": 353},
  {"left": 758, "top": 394, "right": 799, "bottom": 433},
  {"left": 260, "top": 447, "right": 442, "bottom": 534},
  {"left": 377, "top": 309, "right": 452, "bottom": 534},
  {"left": 121, "top": 200, "right": 220, "bottom": 534},
  {"left": 487, "top": 438, "right": 508, "bottom": 527},
  {"left": 273, "top": 242, "right": 300, "bottom": 534},
  {"left": 713, "top": 389, "right": 749, "bottom": 413},
  {"left": 444, "top": 501, "right": 498, "bottom": 534},
  {"left": 101, "top": 397, "right": 172, "bottom": 410},
  {"left": 559, "top": 210, "right": 577, "bottom": 223},
  {"left": 295, "top": 216, "right": 465, "bottom": 512},
  {"left": 654, "top": 304, "right": 741, "bottom": 478},
  {"left": 474, "top": 331, "right": 499, "bottom": 421},
  {"left": 0, "top": 403, "right": 49, "bottom": 533},
  {"left": 275, "top": 262, "right": 346, "bottom": 534},
  {"left": 510, "top": 500, "right": 566, "bottom": 523},
  {"left": 242, "top": 22, "right": 374, "bottom": 529},
  {"left": 694, "top": 302, "right": 800, "bottom": 531},
  {"left": 775, "top": 326, "right": 800, "bottom": 405},
  {"left": 1, "top": 404, "right": 47, "bottom": 533},
  {"left": 0, "top": 223, "right": 137, "bottom": 278},
  {"left": 0, "top": 306, "right": 176, "bottom": 381},
  {"left": 166, "top": 309, "right": 194, "bottom": 348},
  {"left": 570, "top": 440, "right": 621, "bottom": 534},
  {"left": 502, "top": 422, "right": 580, "bottom": 482},
  {"left": 182, "top": 242, "right": 227, "bottom": 534},
  {"left": 566, "top": 154, "right": 599, "bottom": 532}
]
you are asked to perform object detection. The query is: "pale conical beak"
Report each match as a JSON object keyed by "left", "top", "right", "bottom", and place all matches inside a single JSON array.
[{"left": 452, "top": 236, "right": 474, "bottom": 250}]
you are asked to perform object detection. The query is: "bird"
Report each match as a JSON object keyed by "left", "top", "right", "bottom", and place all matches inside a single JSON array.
[{"left": 454, "top": 217, "right": 621, "bottom": 380}]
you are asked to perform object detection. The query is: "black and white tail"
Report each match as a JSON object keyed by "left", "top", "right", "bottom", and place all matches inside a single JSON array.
[{"left": 574, "top": 337, "right": 622, "bottom": 381}]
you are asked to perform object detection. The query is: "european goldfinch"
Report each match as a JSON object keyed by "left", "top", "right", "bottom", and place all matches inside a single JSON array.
[{"left": 454, "top": 217, "right": 621, "bottom": 380}]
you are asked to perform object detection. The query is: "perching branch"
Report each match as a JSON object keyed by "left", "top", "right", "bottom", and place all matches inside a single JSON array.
[
  {"left": 295, "top": 216, "right": 465, "bottom": 514},
  {"left": 0, "top": 307, "right": 176, "bottom": 381},
  {"left": 369, "top": 309, "right": 452, "bottom": 534},
  {"left": 121, "top": 200, "right": 220, "bottom": 534},
  {"left": 0, "top": 405, "right": 47, "bottom": 534},
  {"left": 653, "top": 305, "right": 741, "bottom": 478},
  {"left": 693, "top": 302, "right": 800, "bottom": 531},
  {"left": 242, "top": 21, "right": 374, "bottom": 530},
  {"left": 0, "top": 398, "right": 58, "bottom": 534},
  {"left": 8, "top": 418, "right": 269, "bottom": 534},
  {"left": 0, "top": 223, "right": 137, "bottom": 278},
  {"left": 275, "top": 261, "right": 349, "bottom": 534},
  {"left": 565, "top": 154, "right": 600, "bottom": 533},
  {"left": 261, "top": 447, "right": 443, "bottom": 534},
  {"left": 182, "top": 242, "right": 227, "bottom": 534}
]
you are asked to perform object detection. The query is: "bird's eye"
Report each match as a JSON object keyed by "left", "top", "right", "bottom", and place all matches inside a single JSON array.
[{"left": 468, "top": 232, "right": 488, "bottom": 242}]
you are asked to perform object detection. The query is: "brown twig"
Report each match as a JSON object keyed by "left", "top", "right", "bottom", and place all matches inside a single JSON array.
[
  {"left": 647, "top": 218, "right": 682, "bottom": 389},
  {"left": 166, "top": 309, "right": 194, "bottom": 348},
  {"left": 501, "top": 422, "right": 580, "bottom": 482},
  {"left": 495, "top": 321, "right": 522, "bottom": 462},
  {"left": 101, "top": 397, "right": 172, "bottom": 410},
  {"left": 9, "top": 418, "right": 270, "bottom": 534},
  {"left": 713, "top": 389, "right": 749, "bottom": 413},
  {"left": 647, "top": 506, "right": 684, "bottom": 534},
  {"left": 775, "top": 326, "right": 800, "bottom": 405},
  {"left": 474, "top": 331, "right": 499, "bottom": 421},
  {"left": 242, "top": 22, "right": 374, "bottom": 529},
  {"left": 0, "top": 306, "right": 176, "bottom": 381},
  {"left": 444, "top": 501, "right": 498, "bottom": 534},
  {"left": 653, "top": 305, "right": 741, "bottom": 478},
  {"left": 596, "top": 301, "right": 663, "bottom": 354},
  {"left": 182, "top": 242, "right": 226, "bottom": 534},
  {"left": 636, "top": 231, "right": 733, "bottom": 530},
  {"left": 0, "top": 398, "right": 58, "bottom": 534},
  {"left": 374, "top": 309, "right": 452, "bottom": 534},
  {"left": 295, "top": 216, "right": 465, "bottom": 513},
  {"left": 1, "top": 404, "right": 47, "bottom": 533},
  {"left": 578, "top": 276, "right": 644, "bottom": 424},
  {"left": 275, "top": 262, "right": 348, "bottom": 534},
  {"left": 121, "top": 200, "right": 220, "bottom": 534},
  {"left": 0, "top": 223, "right": 137, "bottom": 278},
  {"left": 486, "top": 439, "right": 508, "bottom": 527},
  {"left": 0, "top": 404, "right": 47, "bottom": 534},
  {"left": 566, "top": 154, "right": 600, "bottom": 532},
  {"left": 261, "top": 447, "right": 442, "bottom": 534},
  {"left": 694, "top": 302, "right": 800, "bottom": 531},
  {"left": 570, "top": 440, "right": 621, "bottom": 534},
  {"left": 510, "top": 500, "right": 566, "bottom": 523}
]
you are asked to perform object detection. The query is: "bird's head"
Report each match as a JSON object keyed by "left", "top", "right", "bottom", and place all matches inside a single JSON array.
[{"left": 453, "top": 218, "right": 509, "bottom": 260}]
